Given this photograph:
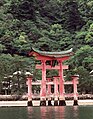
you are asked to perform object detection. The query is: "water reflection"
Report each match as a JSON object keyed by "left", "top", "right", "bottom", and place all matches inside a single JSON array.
[
  {"left": 40, "top": 107, "right": 47, "bottom": 119},
  {"left": 27, "top": 107, "right": 41, "bottom": 119},
  {"left": 54, "top": 106, "right": 65, "bottom": 119},
  {"left": 73, "top": 106, "right": 79, "bottom": 119},
  {"left": 27, "top": 106, "right": 66, "bottom": 119},
  {"left": 27, "top": 107, "right": 33, "bottom": 119},
  {"left": 0, "top": 106, "right": 93, "bottom": 119},
  {"left": 64, "top": 106, "right": 79, "bottom": 119},
  {"left": 27, "top": 105, "right": 80, "bottom": 119}
]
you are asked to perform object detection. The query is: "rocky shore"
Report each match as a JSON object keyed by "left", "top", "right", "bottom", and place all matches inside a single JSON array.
[
  {"left": 0, "top": 100, "right": 93, "bottom": 107},
  {"left": 0, "top": 94, "right": 93, "bottom": 101},
  {"left": 0, "top": 95, "right": 27, "bottom": 101}
]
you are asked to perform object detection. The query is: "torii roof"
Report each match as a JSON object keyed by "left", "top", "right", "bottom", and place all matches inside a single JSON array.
[{"left": 29, "top": 47, "right": 73, "bottom": 58}]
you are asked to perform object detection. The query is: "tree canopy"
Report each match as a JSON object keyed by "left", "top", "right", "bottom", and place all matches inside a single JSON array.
[{"left": 0, "top": 0, "right": 93, "bottom": 94}]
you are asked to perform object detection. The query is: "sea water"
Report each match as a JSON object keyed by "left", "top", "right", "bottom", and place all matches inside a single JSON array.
[{"left": 0, "top": 106, "right": 93, "bottom": 119}]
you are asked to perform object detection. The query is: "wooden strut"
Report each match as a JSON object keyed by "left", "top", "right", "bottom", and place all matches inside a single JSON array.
[
  {"left": 72, "top": 76, "right": 79, "bottom": 106},
  {"left": 26, "top": 76, "right": 79, "bottom": 106},
  {"left": 40, "top": 60, "right": 46, "bottom": 106},
  {"left": 54, "top": 76, "right": 59, "bottom": 106},
  {"left": 47, "top": 78, "right": 52, "bottom": 106},
  {"left": 58, "top": 60, "right": 66, "bottom": 106},
  {"left": 27, "top": 77, "right": 33, "bottom": 106}
]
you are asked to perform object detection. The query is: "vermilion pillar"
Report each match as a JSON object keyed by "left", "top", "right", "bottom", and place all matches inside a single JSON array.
[
  {"left": 47, "top": 78, "right": 52, "bottom": 106},
  {"left": 58, "top": 60, "right": 66, "bottom": 106},
  {"left": 40, "top": 60, "right": 46, "bottom": 106},
  {"left": 54, "top": 76, "right": 59, "bottom": 106},
  {"left": 47, "top": 78, "right": 52, "bottom": 95},
  {"left": 27, "top": 76, "right": 33, "bottom": 106},
  {"left": 72, "top": 75, "right": 79, "bottom": 105}
]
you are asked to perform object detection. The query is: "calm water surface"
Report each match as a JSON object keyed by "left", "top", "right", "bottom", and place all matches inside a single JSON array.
[{"left": 0, "top": 106, "right": 93, "bottom": 119}]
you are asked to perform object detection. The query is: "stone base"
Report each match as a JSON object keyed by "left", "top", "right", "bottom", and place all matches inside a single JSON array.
[
  {"left": 28, "top": 101, "right": 33, "bottom": 106},
  {"left": 48, "top": 100, "right": 52, "bottom": 106},
  {"left": 73, "top": 100, "right": 78, "bottom": 106},
  {"left": 40, "top": 100, "right": 46, "bottom": 106},
  {"left": 54, "top": 100, "right": 58, "bottom": 106},
  {"left": 59, "top": 100, "right": 66, "bottom": 106}
]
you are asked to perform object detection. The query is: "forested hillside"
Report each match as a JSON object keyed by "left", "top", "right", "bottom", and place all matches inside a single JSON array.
[{"left": 0, "top": 0, "right": 93, "bottom": 94}]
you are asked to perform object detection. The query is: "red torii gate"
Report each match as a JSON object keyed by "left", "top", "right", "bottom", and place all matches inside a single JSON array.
[{"left": 27, "top": 48, "right": 78, "bottom": 106}]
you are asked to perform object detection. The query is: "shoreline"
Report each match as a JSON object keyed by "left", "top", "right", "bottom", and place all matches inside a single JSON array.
[{"left": 0, "top": 100, "right": 93, "bottom": 107}]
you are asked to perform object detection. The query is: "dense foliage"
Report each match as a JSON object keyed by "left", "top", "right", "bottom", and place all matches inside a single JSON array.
[{"left": 0, "top": 0, "right": 93, "bottom": 94}]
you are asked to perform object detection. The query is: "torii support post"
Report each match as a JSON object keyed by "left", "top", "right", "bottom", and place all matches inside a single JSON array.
[
  {"left": 40, "top": 60, "right": 46, "bottom": 106},
  {"left": 27, "top": 76, "right": 33, "bottom": 106},
  {"left": 29, "top": 47, "right": 73, "bottom": 106},
  {"left": 54, "top": 76, "right": 59, "bottom": 106},
  {"left": 47, "top": 78, "right": 52, "bottom": 106},
  {"left": 72, "top": 75, "right": 79, "bottom": 106},
  {"left": 58, "top": 61, "right": 66, "bottom": 106}
]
